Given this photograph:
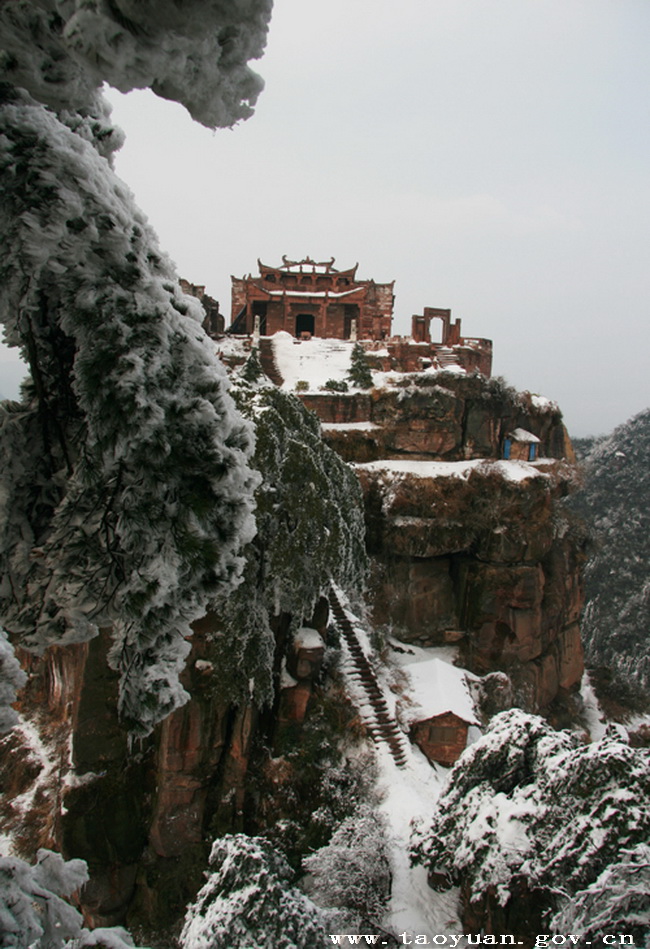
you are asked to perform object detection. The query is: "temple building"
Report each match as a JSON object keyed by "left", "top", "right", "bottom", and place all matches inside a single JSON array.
[{"left": 228, "top": 256, "right": 394, "bottom": 340}]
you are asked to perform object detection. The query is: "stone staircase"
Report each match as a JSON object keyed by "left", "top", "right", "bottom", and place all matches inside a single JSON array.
[
  {"left": 258, "top": 337, "right": 285, "bottom": 386},
  {"left": 328, "top": 587, "right": 409, "bottom": 768},
  {"left": 435, "top": 346, "right": 460, "bottom": 370}
]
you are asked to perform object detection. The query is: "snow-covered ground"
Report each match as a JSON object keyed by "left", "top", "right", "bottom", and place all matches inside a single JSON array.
[
  {"left": 355, "top": 458, "right": 551, "bottom": 483},
  {"left": 332, "top": 592, "right": 475, "bottom": 935},
  {"left": 272, "top": 333, "right": 354, "bottom": 392}
]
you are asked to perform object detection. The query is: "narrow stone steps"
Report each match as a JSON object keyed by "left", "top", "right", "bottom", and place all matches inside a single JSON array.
[
  {"left": 435, "top": 346, "right": 460, "bottom": 369},
  {"left": 328, "top": 587, "right": 409, "bottom": 769}
]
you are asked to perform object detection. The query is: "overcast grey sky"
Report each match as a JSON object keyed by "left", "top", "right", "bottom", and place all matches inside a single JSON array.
[{"left": 2, "top": 0, "right": 649, "bottom": 436}]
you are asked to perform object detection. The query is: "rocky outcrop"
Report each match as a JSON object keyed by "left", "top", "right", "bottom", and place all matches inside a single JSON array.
[
  {"left": 303, "top": 373, "right": 573, "bottom": 464},
  {"left": 357, "top": 459, "right": 586, "bottom": 713},
  {"left": 0, "top": 352, "right": 587, "bottom": 941},
  {"left": 0, "top": 621, "right": 261, "bottom": 933}
]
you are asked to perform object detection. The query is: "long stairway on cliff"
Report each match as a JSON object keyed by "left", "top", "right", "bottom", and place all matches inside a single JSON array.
[{"left": 328, "top": 586, "right": 409, "bottom": 768}]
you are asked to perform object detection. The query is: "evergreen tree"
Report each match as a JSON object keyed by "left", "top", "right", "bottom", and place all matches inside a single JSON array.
[
  {"left": 411, "top": 710, "right": 650, "bottom": 926},
  {"left": 208, "top": 380, "right": 368, "bottom": 706},
  {"left": 0, "top": 849, "right": 140, "bottom": 949},
  {"left": 347, "top": 344, "right": 373, "bottom": 389},
  {"left": 0, "top": 1, "right": 273, "bottom": 736},
  {"left": 303, "top": 805, "right": 391, "bottom": 929},
  {"left": 180, "top": 834, "right": 331, "bottom": 949}
]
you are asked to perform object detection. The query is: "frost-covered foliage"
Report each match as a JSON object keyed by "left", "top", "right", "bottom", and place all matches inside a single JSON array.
[
  {"left": 208, "top": 378, "right": 367, "bottom": 705},
  {"left": 179, "top": 834, "right": 330, "bottom": 949},
  {"left": 0, "top": 92, "right": 258, "bottom": 733},
  {"left": 551, "top": 844, "right": 650, "bottom": 943},
  {"left": 411, "top": 710, "right": 650, "bottom": 917},
  {"left": 569, "top": 408, "right": 650, "bottom": 691},
  {"left": 303, "top": 805, "right": 391, "bottom": 929},
  {"left": 0, "top": 0, "right": 271, "bottom": 128},
  {"left": 0, "top": 848, "right": 140, "bottom": 949},
  {"left": 0, "top": 2, "right": 271, "bottom": 735},
  {"left": 0, "top": 628, "right": 27, "bottom": 733},
  {"left": 347, "top": 344, "right": 373, "bottom": 390}
]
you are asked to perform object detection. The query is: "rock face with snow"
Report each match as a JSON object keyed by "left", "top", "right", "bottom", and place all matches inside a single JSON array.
[
  {"left": 358, "top": 458, "right": 585, "bottom": 713},
  {"left": 308, "top": 373, "right": 572, "bottom": 464}
]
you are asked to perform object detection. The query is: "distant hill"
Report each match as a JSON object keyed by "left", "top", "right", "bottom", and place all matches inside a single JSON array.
[{"left": 571, "top": 410, "right": 650, "bottom": 693}]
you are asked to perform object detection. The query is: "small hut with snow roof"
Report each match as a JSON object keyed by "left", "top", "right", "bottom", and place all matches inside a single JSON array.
[
  {"left": 503, "top": 428, "right": 541, "bottom": 462},
  {"left": 400, "top": 658, "right": 479, "bottom": 767}
]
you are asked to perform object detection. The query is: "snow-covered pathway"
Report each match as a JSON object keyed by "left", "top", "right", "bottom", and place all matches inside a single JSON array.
[
  {"left": 330, "top": 589, "right": 467, "bottom": 936},
  {"left": 373, "top": 742, "right": 463, "bottom": 937}
]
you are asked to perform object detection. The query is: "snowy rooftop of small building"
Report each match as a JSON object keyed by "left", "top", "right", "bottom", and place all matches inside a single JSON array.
[
  {"left": 508, "top": 428, "right": 541, "bottom": 443},
  {"left": 399, "top": 656, "right": 479, "bottom": 727}
]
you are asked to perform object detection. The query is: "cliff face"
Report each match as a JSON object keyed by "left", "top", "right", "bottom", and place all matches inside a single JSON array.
[
  {"left": 302, "top": 373, "right": 573, "bottom": 463},
  {"left": 358, "top": 460, "right": 585, "bottom": 713},
  {"left": 300, "top": 369, "right": 584, "bottom": 715},
  {"left": 0, "top": 362, "right": 586, "bottom": 937},
  {"left": 570, "top": 409, "right": 650, "bottom": 694}
]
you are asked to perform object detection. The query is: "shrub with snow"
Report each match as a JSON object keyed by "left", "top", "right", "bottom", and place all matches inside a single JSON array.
[
  {"left": 551, "top": 843, "right": 650, "bottom": 942},
  {"left": 179, "top": 834, "right": 330, "bottom": 949},
  {"left": 0, "top": 628, "right": 27, "bottom": 733},
  {"left": 303, "top": 805, "right": 391, "bottom": 929},
  {"left": 411, "top": 709, "right": 650, "bottom": 929}
]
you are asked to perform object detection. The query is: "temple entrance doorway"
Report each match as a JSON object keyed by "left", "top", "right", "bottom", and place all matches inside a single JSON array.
[
  {"left": 295, "top": 313, "right": 315, "bottom": 337},
  {"left": 343, "top": 304, "right": 359, "bottom": 339}
]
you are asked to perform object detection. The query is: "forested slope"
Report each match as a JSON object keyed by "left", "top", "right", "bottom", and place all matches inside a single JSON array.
[{"left": 571, "top": 409, "right": 650, "bottom": 693}]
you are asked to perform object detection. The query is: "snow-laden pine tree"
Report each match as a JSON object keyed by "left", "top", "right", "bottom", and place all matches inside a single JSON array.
[
  {"left": 180, "top": 834, "right": 331, "bottom": 949},
  {"left": 0, "top": 0, "right": 273, "bottom": 735},
  {"left": 347, "top": 343, "right": 373, "bottom": 390},
  {"left": 206, "top": 372, "right": 367, "bottom": 706},
  {"left": 0, "top": 848, "right": 138, "bottom": 949},
  {"left": 411, "top": 710, "right": 650, "bottom": 934},
  {"left": 303, "top": 805, "right": 391, "bottom": 930}
]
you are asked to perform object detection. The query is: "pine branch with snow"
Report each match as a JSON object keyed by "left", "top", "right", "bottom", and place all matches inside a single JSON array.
[
  {"left": 179, "top": 834, "right": 331, "bottom": 949},
  {"left": 0, "top": 0, "right": 272, "bottom": 129},
  {"left": 0, "top": 849, "right": 142, "bottom": 949},
  {"left": 0, "top": 0, "right": 276, "bottom": 735},
  {"left": 411, "top": 710, "right": 650, "bottom": 916}
]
